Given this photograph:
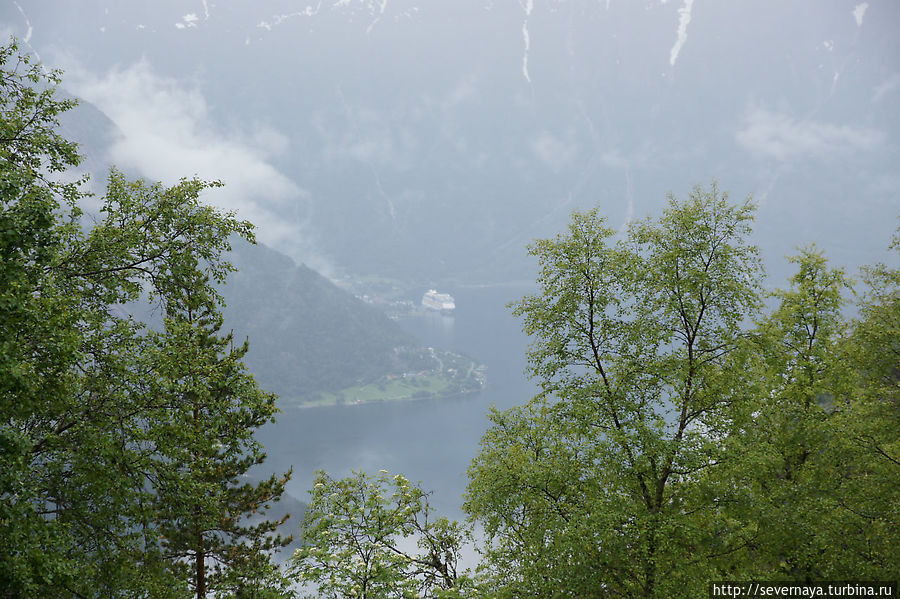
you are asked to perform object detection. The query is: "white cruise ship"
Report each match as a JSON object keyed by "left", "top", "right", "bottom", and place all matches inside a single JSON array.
[{"left": 421, "top": 289, "right": 455, "bottom": 314}]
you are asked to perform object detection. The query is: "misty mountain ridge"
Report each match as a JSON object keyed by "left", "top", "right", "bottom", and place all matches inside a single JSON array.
[
  {"left": 8, "top": 0, "right": 893, "bottom": 413},
  {"left": 7, "top": 0, "right": 896, "bottom": 287},
  {"left": 8, "top": 1, "right": 898, "bottom": 402},
  {"left": 46, "top": 82, "right": 472, "bottom": 408}
]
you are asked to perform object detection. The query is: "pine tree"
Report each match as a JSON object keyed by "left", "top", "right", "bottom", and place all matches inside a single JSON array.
[{"left": 144, "top": 262, "right": 294, "bottom": 598}]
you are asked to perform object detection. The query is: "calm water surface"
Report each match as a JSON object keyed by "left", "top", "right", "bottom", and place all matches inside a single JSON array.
[{"left": 256, "top": 284, "right": 538, "bottom": 517}]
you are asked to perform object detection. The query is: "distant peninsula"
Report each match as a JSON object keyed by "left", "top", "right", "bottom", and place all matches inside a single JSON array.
[{"left": 298, "top": 347, "right": 486, "bottom": 408}]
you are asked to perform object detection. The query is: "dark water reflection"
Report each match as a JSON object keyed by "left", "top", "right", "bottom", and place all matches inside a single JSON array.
[{"left": 255, "top": 284, "right": 538, "bottom": 517}]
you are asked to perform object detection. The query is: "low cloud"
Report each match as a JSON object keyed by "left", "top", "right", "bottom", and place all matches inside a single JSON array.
[
  {"left": 599, "top": 150, "right": 629, "bottom": 169},
  {"left": 64, "top": 59, "right": 330, "bottom": 272},
  {"left": 735, "top": 107, "right": 884, "bottom": 162},
  {"left": 530, "top": 131, "right": 578, "bottom": 172}
]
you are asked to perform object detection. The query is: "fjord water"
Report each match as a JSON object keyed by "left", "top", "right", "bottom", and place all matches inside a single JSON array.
[{"left": 256, "top": 284, "right": 538, "bottom": 517}]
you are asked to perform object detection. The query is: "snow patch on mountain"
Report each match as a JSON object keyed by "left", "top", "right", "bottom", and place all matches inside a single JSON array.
[
  {"left": 521, "top": 21, "right": 532, "bottom": 83},
  {"left": 12, "top": 2, "right": 33, "bottom": 44},
  {"left": 365, "top": 0, "right": 389, "bottom": 34},
  {"left": 669, "top": 0, "right": 693, "bottom": 66},
  {"left": 258, "top": 6, "right": 322, "bottom": 31},
  {"left": 520, "top": 0, "right": 533, "bottom": 82},
  {"left": 852, "top": 3, "right": 868, "bottom": 27},
  {"left": 175, "top": 13, "right": 199, "bottom": 29},
  {"left": 257, "top": 0, "right": 410, "bottom": 32}
]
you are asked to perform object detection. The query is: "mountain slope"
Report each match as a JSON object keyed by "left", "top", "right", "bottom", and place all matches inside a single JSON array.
[{"left": 222, "top": 240, "right": 414, "bottom": 402}]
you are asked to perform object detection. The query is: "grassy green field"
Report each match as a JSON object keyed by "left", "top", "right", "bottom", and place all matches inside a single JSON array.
[{"left": 284, "top": 351, "right": 486, "bottom": 408}]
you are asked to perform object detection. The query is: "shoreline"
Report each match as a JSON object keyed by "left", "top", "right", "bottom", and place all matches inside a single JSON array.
[{"left": 279, "top": 353, "right": 487, "bottom": 410}]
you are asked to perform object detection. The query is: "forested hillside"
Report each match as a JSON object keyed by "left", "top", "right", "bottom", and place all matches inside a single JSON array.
[{"left": 222, "top": 240, "right": 414, "bottom": 400}]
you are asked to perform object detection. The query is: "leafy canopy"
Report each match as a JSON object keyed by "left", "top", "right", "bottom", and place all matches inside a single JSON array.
[
  {"left": 466, "top": 185, "right": 899, "bottom": 595},
  {"left": 1, "top": 37, "right": 292, "bottom": 598},
  {"left": 292, "top": 470, "right": 474, "bottom": 599}
]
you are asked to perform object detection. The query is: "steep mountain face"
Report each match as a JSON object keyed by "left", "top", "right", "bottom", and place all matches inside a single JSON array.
[
  {"left": 5, "top": 1, "right": 898, "bottom": 285},
  {"left": 222, "top": 240, "right": 414, "bottom": 401}
]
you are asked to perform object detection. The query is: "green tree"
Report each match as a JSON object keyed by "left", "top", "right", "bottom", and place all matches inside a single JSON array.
[
  {"left": 832, "top": 227, "right": 900, "bottom": 576},
  {"left": 143, "top": 259, "right": 294, "bottom": 599},
  {"left": 0, "top": 38, "right": 292, "bottom": 597},
  {"left": 713, "top": 237, "right": 900, "bottom": 580},
  {"left": 292, "top": 470, "right": 474, "bottom": 598},
  {"left": 1, "top": 36, "right": 97, "bottom": 597},
  {"left": 465, "top": 184, "right": 764, "bottom": 597},
  {"left": 715, "top": 248, "right": 854, "bottom": 579},
  {"left": 793, "top": 232, "right": 898, "bottom": 578}
]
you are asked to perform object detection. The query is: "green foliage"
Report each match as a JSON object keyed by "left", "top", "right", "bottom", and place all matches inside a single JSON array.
[
  {"left": 816, "top": 229, "right": 899, "bottom": 577},
  {"left": 466, "top": 187, "right": 900, "bottom": 594},
  {"left": 711, "top": 248, "right": 853, "bottom": 578},
  {"left": 706, "top": 239, "right": 899, "bottom": 580},
  {"left": 143, "top": 275, "right": 294, "bottom": 598},
  {"left": 292, "top": 470, "right": 475, "bottom": 598},
  {"left": 1, "top": 36, "right": 91, "bottom": 598},
  {"left": 466, "top": 184, "right": 764, "bottom": 596},
  {"left": 0, "top": 38, "right": 292, "bottom": 597},
  {"left": 851, "top": 226, "right": 900, "bottom": 401}
]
